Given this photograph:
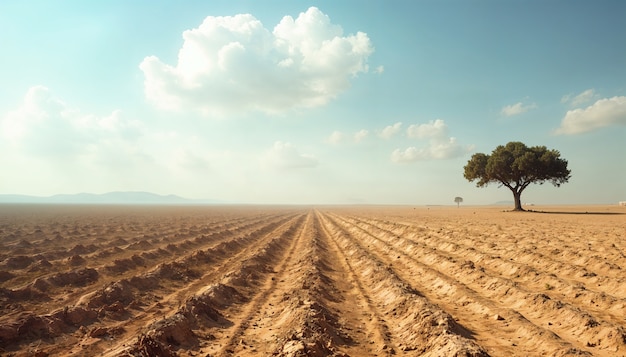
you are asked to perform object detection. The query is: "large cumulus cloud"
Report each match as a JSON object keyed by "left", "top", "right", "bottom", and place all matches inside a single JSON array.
[{"left": 139, "top": 7, "right": 374, "bottom": 117}]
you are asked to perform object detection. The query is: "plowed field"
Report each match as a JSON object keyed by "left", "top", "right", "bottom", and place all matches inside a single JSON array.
[{"left": 1, "top": 204, "right": 624, "bottom": 356}]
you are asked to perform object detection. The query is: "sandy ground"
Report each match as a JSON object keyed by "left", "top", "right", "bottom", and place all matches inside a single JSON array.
[{"left": 0, "top": 204, "right": 624, "bottom": 356}]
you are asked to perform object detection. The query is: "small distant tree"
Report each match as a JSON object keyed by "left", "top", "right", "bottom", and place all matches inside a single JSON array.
[
  {"left": 454, "top": 196, "right": 463, "bottom": 208},
  {"left": 463, "top": 141, "right": 571, "bottom": 211}
]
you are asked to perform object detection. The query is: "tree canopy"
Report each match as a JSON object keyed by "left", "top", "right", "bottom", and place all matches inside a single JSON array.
[{"left": 463, "top": 141, "right": 571, "bottom": 211}]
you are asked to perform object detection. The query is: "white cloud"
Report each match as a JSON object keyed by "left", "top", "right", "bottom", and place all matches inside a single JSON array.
[
  {"left": 555, "top": 96, "right": 626, "bottom": 135},
  {"left": 391, "top": 138, "right": 464, "bottom": 163},
  {"left": 391, "top": 147, "right": 422, "bottom": 163},
  {"left": 326, "top": 130, "right": 344, "bottom": 145},
  {"left": 326, "top": 120, "right": 469, "bottom": 163},
  {"left": 501, "top": 101, "right": 537, "bottom": 117},
  {"left": 406, "top": 119, "right": 447, "bottom": 139},
  {"left": 2, "top": 86, "right": 66, "bottom": 144},
  {"left": 428, "top": 137, "right": 466, "bottom": 159},
  {"left": 140, "top": 7, "right": 374, "bottom": 117},
  {"left": 1, "top": 86, "right": 142, "bottom": 158},
  {"left": 561, "top": 89, "right": 597, "bottom": 106},
  {"left": 379, "top": 122, "right": 402, "bottom": 139},
  {"left": 263, "top": 141, "right": 318, "bottom": 169},
  {"left": 392, "top": 119, "right": 468, "bottom": 163},
  {"left": 327, "top": 129, "right": 371, "bottom": 144},
  {"left": 374, "top": 65, "right": 384, "bottom": 74},
  {"left": 353, "top": 129, "right": 369, "bottom": 143},
  {"left": 0, "top": 86, "right": 170, "bottom": 197}
]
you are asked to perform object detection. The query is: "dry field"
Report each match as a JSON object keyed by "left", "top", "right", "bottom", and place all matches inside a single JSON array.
[{"left": 0, "top": 204, "right": 625, "bottom": 357}]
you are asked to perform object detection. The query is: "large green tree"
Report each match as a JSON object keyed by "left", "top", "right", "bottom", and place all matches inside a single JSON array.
[{"left": 463, "top": 142, "right": 571, "bottom": 211}]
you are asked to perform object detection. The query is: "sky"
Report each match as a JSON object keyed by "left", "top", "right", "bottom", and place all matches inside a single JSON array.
[{"left": 1, "top": 0, "right": 625, "bottom": 205}]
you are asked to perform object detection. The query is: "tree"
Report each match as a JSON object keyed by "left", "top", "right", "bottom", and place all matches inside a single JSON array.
[
  {"left": 454, "top": 196, "right": 463, "bottom": 208},
  {"left": 463, "top": 141, "right": 571, "bottom": 211}
]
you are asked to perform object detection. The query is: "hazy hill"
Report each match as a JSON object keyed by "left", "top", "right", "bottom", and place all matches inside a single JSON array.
[{"left": 0, "top": 192, "right": 217, "bottom": 204}]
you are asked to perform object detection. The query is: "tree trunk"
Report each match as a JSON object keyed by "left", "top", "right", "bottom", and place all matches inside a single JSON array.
[{"left": 512, "top": 190, "right": 524, "bottom": 211}]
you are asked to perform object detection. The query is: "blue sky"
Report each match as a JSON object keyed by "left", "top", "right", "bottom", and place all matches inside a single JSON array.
[{"left": 1, "top": 1, "right": 625, "bottom": 205}]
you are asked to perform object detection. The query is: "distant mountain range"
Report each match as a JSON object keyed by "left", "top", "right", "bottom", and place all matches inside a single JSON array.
[{"left": 0, "top": 192, "right": 220, "bottom": 204}]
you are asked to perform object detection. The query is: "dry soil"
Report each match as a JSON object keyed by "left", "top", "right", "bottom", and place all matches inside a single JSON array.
[{"left": 0, "top": 204, "right": 624, "bottom": 356}]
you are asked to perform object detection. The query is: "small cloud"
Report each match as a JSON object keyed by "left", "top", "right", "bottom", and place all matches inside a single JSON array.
[
  {"left": 379, "top": 122, "right": 402, "bottom": 139},
  {"left": 391, "top": 137, "right": 465, "bottom": 163},
  {"left": 326, "top": 130, "right": 343, "bottom": 145},
  {"left": 393, "top": 119, "right": 469, "bottom": 163},
  {"left": 263, "top": 141, "right": 318, "bottom": 169},
  {"left": 391, "top": 147, "right": 423, "bottom": 163},
  {"left": 555, "top": 96, "right": 626, "bottom": 135},
  {"left": 326, "top": 129, "right": 370, "bottom": 144},
  {"left": 429, "top": 137, "right": 464, "bottom": 159},
  {"left": 561, "top": 89, "right": 597, "bottom": 107},
  {"left": 406, "top": 119, "right": 447, "bottom": 139},
  {"left": 374, "top": 65, "right": 384, "bottom": 74},
  {"left": 501, "top": 101, "right": 537, "bottom": 117},
  {"left": 353, "top": 129, "right": 369, "bottom": 143}
]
